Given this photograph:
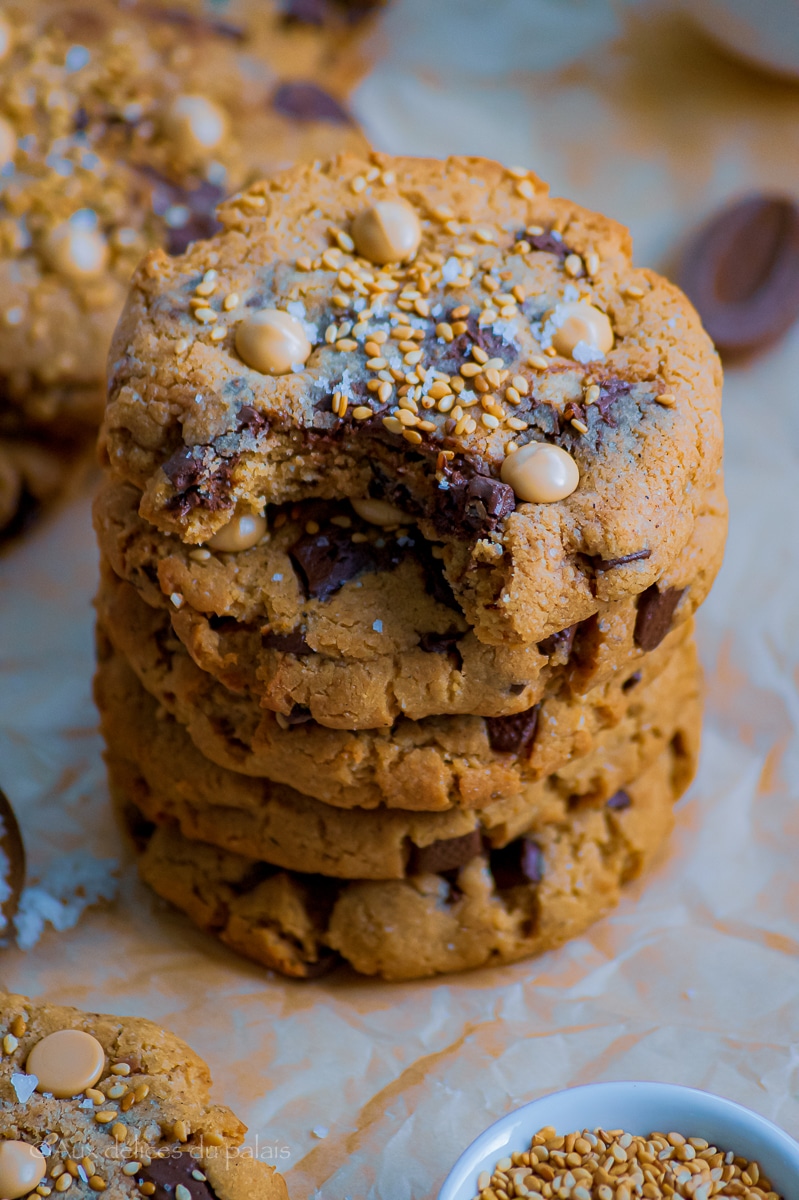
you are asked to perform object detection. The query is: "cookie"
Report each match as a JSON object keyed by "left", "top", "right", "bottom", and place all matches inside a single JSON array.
[
  {"left": 0, "top": 993, "right": 287, "bottom": 1198},
  {"left": 0, "top": 0, "right": 371, "bottom": 536},
  {"left": 128, "top": 735, "right": 697, "bottom": 980},
  {"left": 93, "top": 471, "right": 726, "bottom": 727},
  {"left": 98, "top": 637, "right": 702, "bottom": 879},
  {"left": 96, "top": 567, "right": 698, "bottom": 812},
  {"left": 101, "top": 152, "right": 724, "bottom": 645}
]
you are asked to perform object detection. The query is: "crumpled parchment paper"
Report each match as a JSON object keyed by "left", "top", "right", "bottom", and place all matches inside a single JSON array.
[{"left": 2, "top": 2, "right": 799, "bottom": 1196}]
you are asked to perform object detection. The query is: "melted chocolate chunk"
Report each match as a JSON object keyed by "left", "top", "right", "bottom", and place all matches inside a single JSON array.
[
  {"left": 262, "top": 629, "right": 311, "bottom": 655},
  {"left": 282, "top": 0, "right": 381, "bottom": 22},
  {"left": 289, "top": 525, "right": 402, "bottom": 601},
  {"left": 285, "top": 704, "right": 313, "bottom": 725},
  {"left": 139, "top": 1152, "right": 219, "bottom": 1200},
  {"left": 621, "top": 670, "right": 642, "bottom": 692},
  {"left": 516, "top": 228, "right": 569, "bottom": 259},
  {"left": 596, "top": 549, "right": 651, "bottom": 571},
  {"left": 418, "top": 631, "right": 464, "bottom": 670},
  {"left": 606, "top": 790, "right": 632, "bottom": 811},
  {"left": 139, "top": 5, "right": 245, "bottom": 40},
  {"left": 138, "top": 168, "right": 226, "bottom": 255},
  {"left": 633, "top": 585, "right": 685, "bottom": 652},
  {"left": 593, "top": 376, "right": 633, "bottom": 423},
  {"left": 163, "top": 448, "right": 238, "bottom": 517},
  {"left": 537, "top": 623, "right": 578, "bottom": 662},
  {"left": 235, "top": 404, "right": 267, "bottom": 435},
  {"left": 408, "top": 830, "right": 483, "bottom": 875},
  {"left": 415, "top": 542, "right": 460, "bottom": 611},
  {"left": 433, "top": 468, "right": 515, "bottom": 538},
  {"left": 485, "top": 704, "right": 539, "bottom": 756},
  {"left": 490, "top": 838, "right": 544, "bottom": 889},
  {"left": 428, "top": 313, "right": 517, "bottom": 375},
  {"left": 272, "top": 82, "right": 353, "bottom": 124}
]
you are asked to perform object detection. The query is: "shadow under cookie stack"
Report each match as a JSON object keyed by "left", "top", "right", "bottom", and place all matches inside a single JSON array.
[{"left": 93, "top": 152, "right": 727, "bottom": 982}]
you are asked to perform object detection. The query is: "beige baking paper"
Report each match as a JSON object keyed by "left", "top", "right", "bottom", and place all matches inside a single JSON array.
[{"left": 2, "top": 2, "right": 799, "bottom": 1196}]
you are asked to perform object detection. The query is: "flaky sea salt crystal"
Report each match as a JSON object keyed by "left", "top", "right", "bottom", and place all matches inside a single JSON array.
[
  {"left": 571, "top": 339, "right": 605, "bottom": 363},
  {"left": 14, "top": 853, "right": 118, "bottom": 950},
  {"left": 11, "top": 1073, "right": 38, "bottom": 1103}
]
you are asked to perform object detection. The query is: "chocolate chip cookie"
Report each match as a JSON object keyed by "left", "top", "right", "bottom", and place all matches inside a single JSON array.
[
  {"left": 95, "top": 568, "right": 698, "bottom": 812},
  {"left": 0, "top": 0, "right": 371, "bottom": 536},
  {"left": 0, "top": 992, "right": 287, "bottom": 1198},
  {"left": 98, "top": 635, "right": 702, "bottom": 879},
  {"left": 127, "top": 735, "right": 696, "bottom": 980},
  {"left": 102, "top": 153, "right": 724, "bottom": 644},
  {"left": 94, "top": 471, "right": 726, "bottom": 727}
]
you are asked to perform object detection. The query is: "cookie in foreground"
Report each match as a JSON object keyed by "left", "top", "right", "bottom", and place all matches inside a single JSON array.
[
  {"left": 102, "top": 153, "right": 723, "bottom": 644},
  {"left": 0, "top": 992, "right": 287, "bottom": 1198}
]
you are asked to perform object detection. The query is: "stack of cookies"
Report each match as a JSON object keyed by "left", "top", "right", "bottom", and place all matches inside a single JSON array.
[
  {"left": 0, "top": 0, "right": 376, "bottom": 540},
  {"left": 93, "top": 152, "right": 727, "bottom": 981}
]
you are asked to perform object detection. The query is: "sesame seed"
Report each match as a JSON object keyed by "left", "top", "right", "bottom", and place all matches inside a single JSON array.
[
  {"left": 94, "top": 1110, "right": 117, "bottom": 1124},
  {"left": 110, "top": 1123, "right": 127, "bottom": 1142},
  {"left": 585, "top": 251, "right": 600, "bottom": 276},
  {"left": 474, "top": 227, "right": 495, "bottom": 244},
  {"left": 451, "top": 304, "right": 470, "bottom": 319},
  {"left": 656, "top": 392, "right": 676, "bottom": 407},
  {"left": 570, "top": 418, "right": 589, "bottom": 434},
  {"left": 140, "top": 1185, "right": 156, "bottom": 1196},
  {"left": 193, "top": 307, "right": 216, "bottom": 323},
  {"left": 450, "top": 375, "right": 465, "bottom": 393},
  {"left": 512, "top": 284, "right": 526, "bottom": 303},
  {"left": 209, "top": 326, "right": 226, "bottom": 341},
  {"left": 460, "top": 362, "right": 481, "bottom": 377},
  {"left": 367, "top": 356, "right": 387, "bottom": 370},
  {"left": 3, "top": 1033, "right": 18, "bottom": 1053},
  {"left": 324, "top": 323, "right": 338, "bottom": 344},
  {"left": 471, "top": 346, "right": 488, "bottom": 364},
  {"left": 378, "top": 382, "right": 394, "bottom": 403},
  {"left": 351, "top": 176, "right": 367, "bottom": 193},
  {"left": 403, "top": 428, "right": 423, "bottom": 444},
  {"left": 506, "top": 165, "right": 529, "bottom": 179},
  {"left": 173, "top": 339, "right": 189, "bottom": 355},
  {"left": 413, "top": 298, "right": 430, "bottom": 317},
  {"left": 353, "top": 406, "right": 372, "bottom": 420},
  {"left": 482, "top": 275, "right": 499, "bottom": 292},
  {"left": 381, "top": 170, "right": 396, "bottom": 184},
  {"left": 516, "top": 179, "right": 536, "bottom": 199},
  {"left": 173, "top": 1120, "right": 189, "bottom": 1142},
  {"left": 335, "top": 230, "right": 355, "bottom": 252},
  {"left": 55, "top": 1177, "right": 72, "bottom": 1193},
  {"left": 451, "top": 320, "right": 468, "bottom": 336},
  {"left": 564, "top": 253, "right": 583, "bottom": 277},
  {"left": 626, "top": 284, "right": 645, "bottom": 297},
  {"left": 484, "top": 367, "right": 501, "bottom": 388},
  {"left": 107, "top": 1082, "right": 127, "bottom": 1099},
  {"left": 482, "top": 412, "right": 500, "bottom": 429},
  {"left": 507, "top": 417, "right": 528, "bottom": 431},
  {"left": 382, "top": 416, "right": 403, "bottom": 434},
  {"left": 175, "top": 1187, "right": 192, "bottom": 1200},
  {"left": 418, "top": 420, "right": 437, "bottom": 432},
  {"left": 396, "top": 409, "right": 418, "bottom": 427},
  {"left": 297, "top": 256, "right": 312, "bottom": 271},
  {"left": 437, "top": 395, "right": 455, "bottom": 413},
  {"left": 404, "top": 350, "right": 423, "bottom": 365},
  {"left": 585, "top": 384, "right": 600, "bottom": 405},
  {"left": 332, "top": 293, "right": 349, "bottom": 308},
  {"left": 505, "top": 440, "right": 519, "bottom": 455}
]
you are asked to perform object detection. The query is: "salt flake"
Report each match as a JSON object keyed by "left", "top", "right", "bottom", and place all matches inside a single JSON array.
[{"left": 11, "top": 1073, "right": 38, "bottom": 1103}]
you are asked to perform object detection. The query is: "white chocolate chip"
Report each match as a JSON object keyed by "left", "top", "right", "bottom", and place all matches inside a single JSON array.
[
  {"left": 351, "top": 497, "right": 410, "bottom": 527},
  {"left": 44, "top": 217, "right": 109, "bottom": 281},
  {"left": 235, "top": 309, "right": 312, "bottom": 375},
  {"left": 550, "top": 301, "right": 613, "bottom": 360},
  {"left": 0, "top": 114, "right": 16, "bottom": 167},
  {"left": 207, "top": 511, "right": 267, "bottom": 553},
  {"left": 500, "top": 441, "right": 579, "bottom": 503},
  {"left": 351, "top": 200, "right": 421, "bottom": 265},
  {"left": 163, "top": 94, "right": 228, "bottom": 155},
  {"left": 0, "top": 1141, "right": 46, "bottom": 1199}
]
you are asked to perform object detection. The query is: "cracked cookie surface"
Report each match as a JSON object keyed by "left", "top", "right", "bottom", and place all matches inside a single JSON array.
[{"left": 102, "top": 153, "right": 723, "bottom": 644}]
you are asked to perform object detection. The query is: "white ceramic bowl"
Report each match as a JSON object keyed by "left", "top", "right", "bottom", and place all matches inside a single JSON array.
[{"left": 439, "top": 1082, "right": 799, "bottom": 1200}]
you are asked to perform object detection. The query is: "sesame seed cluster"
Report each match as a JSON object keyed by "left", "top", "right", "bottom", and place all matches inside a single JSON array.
[
  {"left": 0, "top": 994, "right": 287, "bottom": 1200},
  {"left": 0, "top": 0, "right": 372, "bottom": 538},
  {"left": 95, "top": 151, "right": 725, "bottom": 978},
  {"left": 475, "top": 1126, "right": 782, "bottom": 1200}
]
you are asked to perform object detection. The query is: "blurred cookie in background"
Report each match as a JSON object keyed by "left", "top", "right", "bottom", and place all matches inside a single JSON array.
[{"left": 0, "top": 0, "right": 375, "bottom": 543}]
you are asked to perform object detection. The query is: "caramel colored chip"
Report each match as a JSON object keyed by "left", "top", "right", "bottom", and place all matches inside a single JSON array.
[
  {"left": 44, "top": 217, "right": 109, "bottom": 281},
  {"left": 0, "top": 114, "right": 16, "bottom": 167},
  {"left": 0, "top": 1141, "right": 46, "bottom": 1198},
  {"left": 551, "top": 300, "right": 614, "bottom": 359},
  {"left": 351, "top": 200, "right": 421, "bottom": 264},
  {"left": 27, "top": 1028, "right": 106, "bottom": 1098},
  {"left": 207, "top": 511, "right": 267, "bottom": 553},
  {"left": 350, "top": 497, "right": 410, "bottom": 526},
  {"left": 163, "top": 94, "right": 228, "bottom": 156},
  {"left": 235, "top": 309, "right": 312, "bottom": 374},
  {"left": 500, "top": 441, "right": 579, "bottom": 503}
]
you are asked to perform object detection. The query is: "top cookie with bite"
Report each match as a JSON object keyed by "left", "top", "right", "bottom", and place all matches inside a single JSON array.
[{"left": 103, "top": 152, "right": 724, "bottom": 645}]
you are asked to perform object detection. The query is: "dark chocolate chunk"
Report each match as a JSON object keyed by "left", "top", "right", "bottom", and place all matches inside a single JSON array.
[
  {"left": 432, "top": 468, "right": 515, "bottom": 538},
  {"left": 678, "top": 194, "right": 799, "bottom": 359},
  {"left": 596, "top": 548, "right": 652, "bottom": 571},
  {"left": 606, "top": 789, "right": 632, "bottom": 811},
  {"left": 515, "top": 226, "right": 573, "bottom": 259},
  {"left": 537, "top": 623, "right": 578, "bottom": 662},
  {"left": 289, "top": 525, "right": 401, "bottom": 601},
  {"left": 0, "top": 787, "right": 25, "bottom": 939},
  {"left": 485, "top": 704, "right": 539, "bottom": 756},
  {"left": 633, "top": 585, "right": 685, "bottom": 652},
  {"left": 235, "top": 404, "right": 267, "bottom": 435},
  {"left": 163, "top": 447, "right": 238, "bottom": 517},
  {"left": 137, "top": 168, "right": 226, "bottom": 255},
  {"left": 285, "top": 704, "right": 313, "bottom": 725},
  {"left": 591, "top": 375, "right": 633, "bottom": 424},
  {"left": 262, "top": 629, "right": 312, "bottom": 655},
  {"left": 621, "top": 670, "right": 642, "bottom": 692},
  {"left": 490, "top": 838, "right": 544, "bottom": 889},
  {"left": 415, "top": 542, "right": 460, "bottom": 611},
  {"left": 138, "top": 5, "right": 246, "bottom": 41},
  {"left": 272, "top": 82, "right": 353, "bottom": 125},
  {"left": 418, "top": 630, "right": 464, "bottom": 670},
  {"left": 408, "top": 830, "right": 483, "bottom": 875},
  {"left": 282, "top": 0, "right": 382, "bottom": 23},
  {"left": 139, "top": 1152, "right": 219, "bottom": 1200}
]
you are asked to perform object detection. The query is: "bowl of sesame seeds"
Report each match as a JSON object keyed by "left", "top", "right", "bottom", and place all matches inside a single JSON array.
[{"left": 438, "top": 1081, "right": 799, "bottom": 1200}]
